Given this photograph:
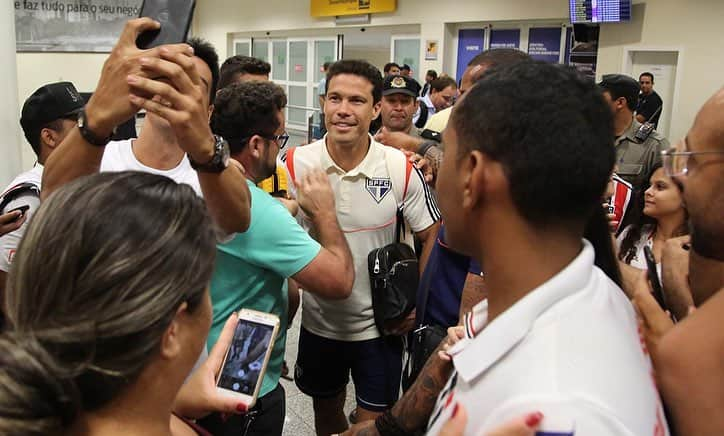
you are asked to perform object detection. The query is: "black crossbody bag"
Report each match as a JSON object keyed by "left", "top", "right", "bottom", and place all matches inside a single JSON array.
[{"left": 368, "top": 209, "right": 419, "bottom": 336}]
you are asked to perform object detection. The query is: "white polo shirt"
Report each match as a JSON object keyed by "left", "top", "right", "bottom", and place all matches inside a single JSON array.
[
  {"left": 284, "top": 136, "right": 440, "bottom": 341},
  {"left": 426, "top": 241, "right": 669, "bottom": 436}
]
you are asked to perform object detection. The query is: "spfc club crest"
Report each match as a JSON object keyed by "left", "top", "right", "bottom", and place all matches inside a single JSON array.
[{"left": 365, "top": 177, "right": 392, "bottom": 203}]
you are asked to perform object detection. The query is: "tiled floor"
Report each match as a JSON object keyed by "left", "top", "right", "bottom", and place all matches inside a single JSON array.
[{"left": 280, "top": 316, "right": 357, "bottom": 436}]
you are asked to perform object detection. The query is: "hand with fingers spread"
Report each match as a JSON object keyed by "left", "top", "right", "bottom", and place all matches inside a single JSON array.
[
  {"left": 0, "top": 210, "right": 26, "bottom": 236},
  {"left": 294, "top": 169, "right": 336, "bottom": 220},
  {"left": 127, "top": 46, "right": 216, "bottom": 164},
  {"left": 84, "top": 18, "right": 194, "bottom": 138},
  {"left": 173, "top": 313, "right": 248, "bottom": 419}
]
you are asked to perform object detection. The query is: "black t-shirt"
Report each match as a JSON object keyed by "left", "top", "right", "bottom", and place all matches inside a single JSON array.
[{"left": 636, "top": 91, "right": 663, "bottom": 128}]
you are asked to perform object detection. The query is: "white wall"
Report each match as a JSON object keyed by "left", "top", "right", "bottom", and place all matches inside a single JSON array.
[
  {"left": 597, "top": 0, "right": 724, "bottom": 143},
  {"left": 13, "top": 0, "right": 724, "bottom": 168},
  {"left": 343, "top": 48, "right": 390, "bottom": 72},
  {"left": 1, "top": 1, "right": 22, "bottom": 186},
  {"left": 15, "top": 53, "right": 106, "bottom": 169},
  {"left": 193, "top": 0, "right": 569, "bottom": 79}
]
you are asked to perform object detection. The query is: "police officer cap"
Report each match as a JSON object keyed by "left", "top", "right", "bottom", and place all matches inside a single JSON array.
[
  {"left": 598, "top": 74, "right": 640, "bottom": 105},
  {"left": 382, "top": 74, "right": 421, "bottom": 98}
]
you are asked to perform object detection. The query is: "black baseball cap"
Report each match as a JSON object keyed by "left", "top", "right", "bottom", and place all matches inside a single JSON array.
[
  {"left": 20, "top": 82, "right": 84, "bottom": 148},
  {"left": 598, "top": 74, "right": 640, "bottom": 105},
  {"left": 382, "top": 75, "right": 421, "bottom": 98}
]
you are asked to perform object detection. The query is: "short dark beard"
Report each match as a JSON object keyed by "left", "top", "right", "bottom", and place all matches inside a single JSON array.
[{"left": 691, "top": 223, "right": 724, "bottom": 261}]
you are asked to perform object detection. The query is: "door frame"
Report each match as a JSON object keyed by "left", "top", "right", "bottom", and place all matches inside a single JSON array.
[{"left": 622, "top": 45, "right": 684, "bottom": 139}]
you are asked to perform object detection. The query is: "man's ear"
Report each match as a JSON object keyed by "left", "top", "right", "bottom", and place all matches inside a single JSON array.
[
  {"left": 372, "top": 101, "right": 382, "bottom": 120},
  {"left": 159, "top": 302, "right": 189, "bottom": 360},
  {"left": 39, "top": 128, "right": 59, "bottom": 150},
  {"left": 464, "top": 150, "right": 505, "bottom": 211},
  {"left": 248, "top": 135, "right": 266, "bottom": 159}
]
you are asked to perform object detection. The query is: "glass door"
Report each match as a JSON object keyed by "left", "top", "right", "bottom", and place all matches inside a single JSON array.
[{"left": 391, "top": 35, "right": 421, "bottom": 81}]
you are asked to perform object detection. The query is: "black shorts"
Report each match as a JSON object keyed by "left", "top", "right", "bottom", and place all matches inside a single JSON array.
[{"left": 294, "top": 327, "right": 403, "bottom": 412}]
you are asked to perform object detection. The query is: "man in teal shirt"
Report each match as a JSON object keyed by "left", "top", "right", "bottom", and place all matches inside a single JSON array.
[{"left": 200, "top": 81, "right": 354, "bottom": 436}]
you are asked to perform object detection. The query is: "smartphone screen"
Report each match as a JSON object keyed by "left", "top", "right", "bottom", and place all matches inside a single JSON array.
[
  {"left": 217, "top": 319, "right": 275, "bottom": 395},
  {"left": 136, "top": 0, "right": 196, "bottom": 49}
]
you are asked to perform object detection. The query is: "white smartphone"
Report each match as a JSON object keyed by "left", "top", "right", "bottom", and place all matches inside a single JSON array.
[{"left": 216, "top": 309, "right": 280, "bottom": 408}]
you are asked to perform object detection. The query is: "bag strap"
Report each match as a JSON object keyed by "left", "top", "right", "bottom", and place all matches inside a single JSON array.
[
  {"left": 386, "top": 148, "right": 413, "bottom": 244},
  {"left": 284, "top": 147, "right": 297, "bottom": 185}
]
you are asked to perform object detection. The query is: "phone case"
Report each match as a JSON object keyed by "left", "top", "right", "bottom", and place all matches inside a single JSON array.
[
  {"left": 136, "top": 0, "right": 196, "bottom": 49},
  {"left": 216, "top": 310, "right": 280, "bottom": 408}
]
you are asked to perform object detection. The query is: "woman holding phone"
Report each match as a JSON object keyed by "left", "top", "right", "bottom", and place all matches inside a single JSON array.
[
  {"left": 0, "top": 172, "right": 243, "bottom": 436},
  {"left": 617, "top": 163, "right": 689, "bottom": 284}
]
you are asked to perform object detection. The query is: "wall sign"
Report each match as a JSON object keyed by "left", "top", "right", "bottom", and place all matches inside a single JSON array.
[
  {"left": 15, "top": 0, "right": 143, "bottom": 52},
  {"left": 527, "top": 27, "right": 562, "bottom": 63},
  {"left": 310, "top": 0, "right": 396, "bottom": 17},
  {"left": 490, "top": 29, "right": 520, "bottom": 49}
]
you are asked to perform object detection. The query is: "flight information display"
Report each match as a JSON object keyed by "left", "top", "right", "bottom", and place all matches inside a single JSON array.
[{"left": 570, "top": 0, "right": 632, "bottom": 23}]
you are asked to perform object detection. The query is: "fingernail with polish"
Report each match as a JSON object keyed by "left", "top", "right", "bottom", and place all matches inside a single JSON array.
[
  {"left": 236, "top": 403, "right": 247, "bottom": 413},
  {"left": 451, "top": 402, "right": 460, "bottom": 418},
  {"left": 525, "top": 411, "right": 544, "bottom": 427}
]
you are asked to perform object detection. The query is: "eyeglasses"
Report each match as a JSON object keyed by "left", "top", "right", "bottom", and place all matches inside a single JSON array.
[
  {"left": 267, "top": 132, "right": 290, "bottom": 149},
  {"left": 662, "top": 138, "right": 724, "bottom": 177}
]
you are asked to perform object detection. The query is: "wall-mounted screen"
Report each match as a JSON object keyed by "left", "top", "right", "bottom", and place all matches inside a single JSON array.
[{"left": 570, "top": 0, "right": 632, "bottom": 23}]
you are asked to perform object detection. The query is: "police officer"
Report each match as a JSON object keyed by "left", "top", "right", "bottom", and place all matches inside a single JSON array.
[
  {"left": 598, "top": 74, "right": 670, "bottom": 191},
  {"left": 374, "top": 74, "right": 442, "bottom": 177}
]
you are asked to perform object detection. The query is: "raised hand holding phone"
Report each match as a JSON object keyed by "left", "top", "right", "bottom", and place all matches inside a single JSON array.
[
  {"left": 173, "top": 313, "right": 249, "bottom": 419},
  {"left": 215, "top": 309, "right": 280, "bottom": 409}
]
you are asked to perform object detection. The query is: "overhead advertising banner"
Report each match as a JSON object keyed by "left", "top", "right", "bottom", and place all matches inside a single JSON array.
[
  {"left": 15, "top": 0, "right": 143, "bottom": 52},
  {"left": 489, "top": 29, "right": 520, "bottom": 49},
  {"left": 310, "top": 0, "right": 396, "bottom": 17},
  {"left": 527, "top": 27, "right": 562, "bottom": 63}
]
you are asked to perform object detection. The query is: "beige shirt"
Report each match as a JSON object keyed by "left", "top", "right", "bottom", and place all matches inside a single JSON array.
[{"left": 284, "top": 137, "right": 440, "bottom": 341}]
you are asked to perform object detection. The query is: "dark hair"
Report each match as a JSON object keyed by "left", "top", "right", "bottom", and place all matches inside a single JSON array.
[
  {"left": 0, "top": 171, "right": 216, "bottom": 435},
  {"left": 188, "top": 37, "right": 220, "bottom": 105},
  {"left": 584, "top": 206, "right": 623, "bottom": 287},
  {"left": 430, "top": 77, "right": 457, "bottom": 93},
  {"left": 468, "top": 48, "right": 531, "bottom": 69},
  {"left": 452, "top": 61, "right": 615, "bottom": 228},
  {"left": 211, "top": 81, "right": 287, "bottom": 154},
  {"left": 603, "top": 82, "right": 638, "bottom": 112},
  {"left": 327, "top": 59, "right": 384, "bottom": 104},
  {"left": 426, "top": 70, "right": 438, "bottom": 80},
  {"left": 618, "top": 163, "right": 689, "bottom": 264},
  {"left": 26, "top": 116, "right": 77, "bottom": 158},
  {"left": 323, "top": 61, "right": 332, "bottom": 70},
  {"left": 639, "top": 72, "right": 655, "bottom": 83},
  {"left": 218, "top": 55, "right": 271, "bottom": 90},
  {"left": 401, "top": 64, "right": 411, "bottom": 72},
  {"left": 383, "top": 62, "right": 400, "bottom": 74}
]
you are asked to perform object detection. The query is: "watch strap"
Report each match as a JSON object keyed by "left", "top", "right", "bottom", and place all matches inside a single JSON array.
[{"left": 77, "top": 108, "right": 113, "bottom": 147}]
